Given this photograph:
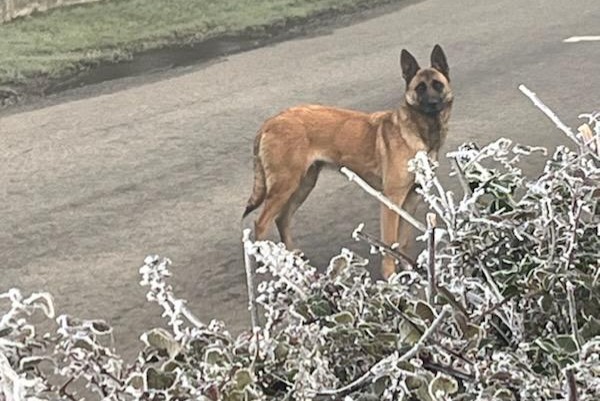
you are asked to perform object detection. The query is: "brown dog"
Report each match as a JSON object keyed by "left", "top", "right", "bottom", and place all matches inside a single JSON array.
[{"left": 243, "top": 45, "right": 453, "bottom": 278}]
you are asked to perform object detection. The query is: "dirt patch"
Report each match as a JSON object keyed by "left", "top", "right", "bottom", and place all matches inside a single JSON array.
[{"left": 1, "top": 0, "right": 410, "bottom": 110}]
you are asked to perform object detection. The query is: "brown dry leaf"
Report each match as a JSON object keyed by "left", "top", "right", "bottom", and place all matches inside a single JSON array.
[{"left": 578, "top": 123, "right": 599, "bottom": 153}]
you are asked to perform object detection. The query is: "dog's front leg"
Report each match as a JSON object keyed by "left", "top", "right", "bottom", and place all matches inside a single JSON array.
[
  {"left": 396, "top": 187, "right": 420, "bottom": 252},
  {"left": 380, "top": 186, "right": 412, "bottom": 279}
]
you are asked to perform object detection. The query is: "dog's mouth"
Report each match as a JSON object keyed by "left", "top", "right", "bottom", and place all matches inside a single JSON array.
[{"left": 422, "top": 102, "right": 443, "bottom": 114}]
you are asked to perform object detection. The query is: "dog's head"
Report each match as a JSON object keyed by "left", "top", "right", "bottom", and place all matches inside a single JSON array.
[{"left": 401, "top": 45, "right": 453, "bottom": 115}]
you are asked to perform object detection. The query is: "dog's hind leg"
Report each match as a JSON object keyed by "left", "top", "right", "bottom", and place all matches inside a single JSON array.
[
  {"left": 275, "top": 163, "right": 322, "bottom": 249},
  {"left": 254, "top": 169, "right": 302, "bottom": 243}
]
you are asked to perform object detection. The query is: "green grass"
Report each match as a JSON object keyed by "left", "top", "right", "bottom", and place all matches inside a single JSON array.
[{"left": 0, "top": 0, "right": 392, "bottom": 86}]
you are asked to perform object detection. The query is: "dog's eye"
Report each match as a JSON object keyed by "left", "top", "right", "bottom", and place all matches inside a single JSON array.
[
  {"left": 432, "top": 80, "right": 444, "bottom": 92},
  {"left": 416, "top": 82, "right": 426, "bottom": 93}
]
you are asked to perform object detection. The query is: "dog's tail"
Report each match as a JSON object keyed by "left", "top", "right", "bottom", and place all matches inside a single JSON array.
[{"left": 242, "top": 133, "right": 266, "bottom": 219}]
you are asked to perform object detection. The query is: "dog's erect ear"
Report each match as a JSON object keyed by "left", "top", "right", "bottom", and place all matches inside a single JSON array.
[
  {"left": 430, "top": 44, "right": 449, "bottom": 80},
  {"left": 400, "top": 49, "right": 420, "bottom": 85}
]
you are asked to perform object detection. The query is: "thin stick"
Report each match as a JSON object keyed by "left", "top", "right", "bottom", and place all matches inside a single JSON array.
[
  {"left": 340, "top": 167, "right": 426, "bottom": 232},
  {"left": 565, "top": 369, "right": 578, "bottom": 401},
  {"left": 155, "top": 275, "right": 206, "bottom": 330},
  {"left": 566, "top": 281, "right": 580, "bottom": 352},
  {"left": 313, "top": 305, "right": 451, "bottom": 399},
  {"left": 474, "top": 294, "right": 514, "bottom": 324},
  {"left": 518, "top": 85, "right": 580, "bottom": 146},
  {"left": 400, "top": 305, "right": 451, "bottom": 362},
  {"left": 242, "top": 229, "right": 260, "bottom": 330},
  {"left": 385, "top": 296, "right": 474, "bottom": 368},
  {"left": 564, "top": 198, "right": 583, "bottom": 271},
  {"left": 352, "top": 225, "right": 416, "bottom": 268},
  {"left": 426, "top": 213, "right": 437, "bottom": 305},
  {"left": 451, "top": 157, "right": 473, "bottom": 197},
  {"left": 477, "top": 260, "right": 504, "bottom": 303},
  {"left": 421, "top": 361, "right": 475, "bottom": 382}
]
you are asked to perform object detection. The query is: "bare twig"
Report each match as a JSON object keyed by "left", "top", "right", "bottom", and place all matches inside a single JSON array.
[
  {"left": 58, "top": 377, "right": 76, "bottom": 401},
  {"left": 474, "top": 294, "right": 514, "bottom": 324},
  {"left": 412, "top": 152, "right": 455, "bottom": 231},
  {"left": 518, "top": 85, "right": 580, "bottom": 146},
  {"left": 312, "top": 305, "right": 451, "bottom": 399},
  {"left": 144, "top": 258, "right": 206, "bottom": 330},
  {"left": 242, "top": 229, "right": 260, "bottom": 330},
  {"left": 340, "top": 167, "right": 426, "bottom": 232},
  {"left": 352, "top": 224, "right": 416, "bottom": 268},
  {"left": 421, "top": 361, "right": 475, "bottom": 382},
  {"left": 566, "top": 282, "right": 580, "bottom": 352},
  {"left": 477, "top": 260, "right": 504, "bottom": 303},
  {"left": 451, "top": 157, "right": 473, "bottom": 197},
  {"left": 436, "top": 285, "right": 470, "bottom": 317},
  {"left": 426, "top": 213, "right": 437, "bottom": 305},
  {"left": 565, "top": 369, "right": 578, "bottom": 401},
  {"left": 564, "top": 197, "right": 583, "bottom": 271},
  {"left": 400, "top": 304, "right": 451, "bottom": 360},
  {"left": 385, "top": 296, "right": 475, "bottom": 367}
]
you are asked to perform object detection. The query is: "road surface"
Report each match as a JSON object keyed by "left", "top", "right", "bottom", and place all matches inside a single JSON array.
[{"left": 1, "top": 0, "right": 599, "bottom": 358}]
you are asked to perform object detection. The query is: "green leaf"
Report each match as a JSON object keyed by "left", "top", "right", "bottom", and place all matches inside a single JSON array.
[
  {"left": 414, "top": 301, "right": 435, "bottom": 323},
  {"left": 145, "top": 367, "right": 176, "bottom": 390},
  {"left": 90, "top": 320, "right": 112, "bottom": 335},
  {"left": 225, "top": 390, "right": 245, "bottom": 401},
  {"left": 555, "top": 335, "right": 578, "bottom": 354},
  {"left": 162, "top": 360, "right": 180, "bottom": 372},
  {"left": 274, "top": 342, "right": 289, "bottom": 359},
  {"left": 19, "top": 356, "right": 51, "bottom": 371},
  {"left": 309, "top": 298, "right": 332, "bottom": 317},
  {"left": 463, "top": 323, "right": 484, "bottom": 341},
  {"left": 204, "top": 348, "right": 227, "bottom": 366},
  {"left": 141, "top": 328, "right": 181, "bottom": 358},
  {"left": 294, "top": 303, "right": 311, "bottom": 320},
  {"left": 555, "top": 356, "right": 577, "bottom": 369},
  {"left": 126, "top": 374, "right": 144, "bottom": 390},
  {"left": 372, "top": 376, "right": 390, "bottom": 396},
  {"left": 233, "top": 368, "right": 253, "bottom": 390},
  {"left": 538, "top": 294, "right": 553, "bottom": 313},
  {"left": 327, "top": 255, "right": 349, "bottom": 278},
  {"left": 375, "top": 333, "right": 398, "bottom": 344},
  {"left": 356, "top": 394, "right": 381, "bottom": 401},
  {"left": 399, "top": 321, "right": 421, "bottom": 345},
  {"left": 405, "top": 375, "right": 423, "bottom": 390},
  {"left": 454, "top": 312, "right": 469, "bottom": 335},
  {"left": 502, "top": 285, "right": 520, "bottom": 298},
  {"left": 73, "top": 338, "right": 94, "bottom": 351},
  {"left": 428, "top": 373, "right": 459, "bottom": 397},
  {"left": 493, "top": 388, "right": 516, "bottom": 400},
  {"left": 534, "top": 339, "right": 558, "bottom": 353},
  {"left": 331, "top": 311, "right": 355, "bottom": 325},
  {"left": 0, "top": 327, "right": 12, "bottom": 337},
  {"left": 580, "top": 316, "right": 600, "bottom": 339}
]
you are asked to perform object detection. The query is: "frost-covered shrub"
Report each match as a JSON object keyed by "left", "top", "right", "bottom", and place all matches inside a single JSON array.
[{"left": 0, "top": 111, "right": 598, "bottom": 401}]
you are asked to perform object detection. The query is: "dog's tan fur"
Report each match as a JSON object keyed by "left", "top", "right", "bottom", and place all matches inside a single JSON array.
[{"left": 244, "top": 45, "right": 453, "bottom": 278}]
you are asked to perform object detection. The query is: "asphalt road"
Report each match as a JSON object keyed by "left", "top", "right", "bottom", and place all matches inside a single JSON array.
[{"left": 1, "top": 0, "right": 599, "bottom": 358}]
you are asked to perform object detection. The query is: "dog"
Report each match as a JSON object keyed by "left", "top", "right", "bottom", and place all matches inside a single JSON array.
[{"left": 243, "top": 45, "right": 453, "bottom": 278}]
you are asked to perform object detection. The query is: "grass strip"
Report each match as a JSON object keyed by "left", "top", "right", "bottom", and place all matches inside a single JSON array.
[{"left": 0, "top": 0, "right": 397, "bottom": 86}]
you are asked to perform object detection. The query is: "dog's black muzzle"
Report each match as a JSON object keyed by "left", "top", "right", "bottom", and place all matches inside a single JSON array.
[{"left": 422, "top": 100, "right": 443, "bottom": 114}]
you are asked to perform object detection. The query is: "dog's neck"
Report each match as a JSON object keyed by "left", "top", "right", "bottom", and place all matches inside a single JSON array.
[{"left": 397, "top": 100, "right": 452, "bottom": 152}]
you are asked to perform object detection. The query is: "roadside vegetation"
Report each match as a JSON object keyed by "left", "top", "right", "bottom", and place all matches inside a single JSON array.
[
  {"left": 0, "top": 0, "right": 397, "bottom": 90},
  {"left": 1, "top": 90, "right": 599, "bottom": 399}
]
